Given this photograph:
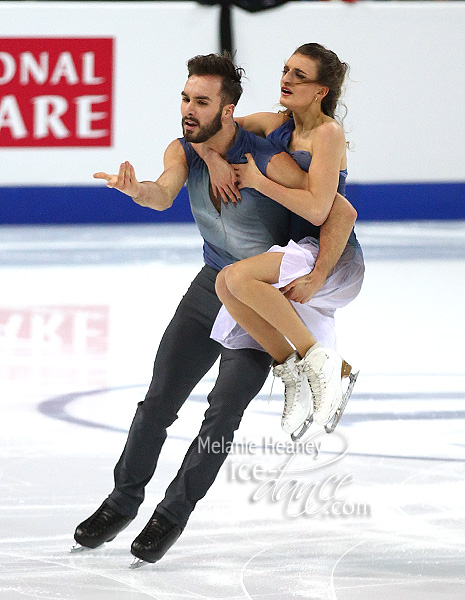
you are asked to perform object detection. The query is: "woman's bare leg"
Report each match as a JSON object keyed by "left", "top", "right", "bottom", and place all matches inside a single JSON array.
[
  {"left": 215, "top": 269, "right": 294, "bottom": 363},
  {"left": 221, "top": 253, "right": 317, "bottom": 359}
]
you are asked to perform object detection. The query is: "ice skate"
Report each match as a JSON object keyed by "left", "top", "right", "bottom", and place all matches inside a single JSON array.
[
  {"left": 71, "top": 500, "right": 134, "bottom": 552},
  {"left": 273, "top": 352, "right": 313, "bottom": 441},
  {"left": 297, "top": 343, "right": 358, "bottom": 432},
  {"left": 130, "top": 511, "right": 183, "bottom": 567},
  {"left": 324, "top": 362, "right": 359, "bottom": 433}
]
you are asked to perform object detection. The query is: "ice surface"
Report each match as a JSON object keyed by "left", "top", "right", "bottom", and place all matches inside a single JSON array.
[{"left": 0, "top": 222, "right": 464, "bottom": 599}]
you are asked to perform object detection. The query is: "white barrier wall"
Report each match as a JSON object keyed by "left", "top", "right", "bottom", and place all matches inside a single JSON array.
[
  {"left": 233, "top": 1, "right": 465, "bottom": 184},
  {"left": 0, "top": 1, "right": 464, "bottom": 221}
]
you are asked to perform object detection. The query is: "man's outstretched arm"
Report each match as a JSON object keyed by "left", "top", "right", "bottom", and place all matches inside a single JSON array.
[{"left": 93, "top": 140, "right": 189, "bottom": 211}]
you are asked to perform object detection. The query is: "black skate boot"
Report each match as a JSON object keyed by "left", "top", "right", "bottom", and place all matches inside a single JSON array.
[
  {"left": 130, "top": 511, "right": 183, "bottom": 567},
  {"left": 72, "top": 500, "right": 134, "bottom": 551}
]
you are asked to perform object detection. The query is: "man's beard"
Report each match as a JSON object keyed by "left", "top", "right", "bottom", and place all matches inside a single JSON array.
[{"left": 182, "top": 106, "right": 223, "bottom": 143}]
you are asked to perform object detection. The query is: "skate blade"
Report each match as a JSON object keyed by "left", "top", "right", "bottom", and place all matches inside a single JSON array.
[
  {"left": 325, "top": 370, "right": 359, "bottom": 434},
  {"left": 70, "top": 543, "right": 87, "bottom": 553},
  {"left": 291, "top": 415, "right": 313, "bottom": 442},
  {"left": 129, "top": 557, "right": 148, "bottom": 569}
]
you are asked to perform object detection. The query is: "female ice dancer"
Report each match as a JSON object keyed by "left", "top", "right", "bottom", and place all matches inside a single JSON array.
[{"left": 198, "top": 44, "right": 364, "bottom": 438}]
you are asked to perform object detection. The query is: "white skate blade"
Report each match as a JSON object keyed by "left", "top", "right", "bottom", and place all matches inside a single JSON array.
[
  {"left": 325, "top": 370, "right": 359, "bottom": 434},
  {"left": 70, "top": 542, "right": 112, "bottom": 553},
  {"left": 290, "top": 415, "right": 313, "bottom": 442},
  {"left": 129, "top": 557, "right": 147, "bottom": 569}
]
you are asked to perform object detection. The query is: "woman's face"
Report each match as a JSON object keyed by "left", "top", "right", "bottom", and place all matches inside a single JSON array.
[{"left": 280, "top": 53, "right": 320, "bottom": 110}]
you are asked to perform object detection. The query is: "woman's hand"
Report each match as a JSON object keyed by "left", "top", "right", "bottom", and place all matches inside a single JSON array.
[
  {"left": 208, "top": 156, "right": 241, "bottom": 205},
  {"left": 192, "top": 143, "right": 240, "bottom": 204},
  {"left": 233, "top": 153, "right": 264, "bottom": 190}
]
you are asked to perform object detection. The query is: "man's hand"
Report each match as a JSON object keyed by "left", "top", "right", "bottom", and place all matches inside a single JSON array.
[
  {"left": 93, "top": 161, "right": 141, "bottom": 200},
  {"left": 280, "top": 270, "right": 326, "bottom": 304}
]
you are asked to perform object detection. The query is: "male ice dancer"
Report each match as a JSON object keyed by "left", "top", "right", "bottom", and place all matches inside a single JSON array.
[{"left": 72, "top": 53, "right": 356, "bottom": 566}]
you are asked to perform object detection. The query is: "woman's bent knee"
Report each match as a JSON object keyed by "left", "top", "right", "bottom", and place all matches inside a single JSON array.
[
  {"left": 215, "top": 267, "right": 230, "bottom": 302},
  {"left": 223, "top": 262, "right": 249, "bottom": 298}
]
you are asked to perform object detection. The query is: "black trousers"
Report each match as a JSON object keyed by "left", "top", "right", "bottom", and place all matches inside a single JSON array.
[{"left": 106, "top": 265, "right": 271, "bottom": 528}]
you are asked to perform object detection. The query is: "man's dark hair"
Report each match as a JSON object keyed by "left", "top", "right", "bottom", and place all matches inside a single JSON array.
[{"left": 187, "top": 53, "right": 244, "bottom": 105}]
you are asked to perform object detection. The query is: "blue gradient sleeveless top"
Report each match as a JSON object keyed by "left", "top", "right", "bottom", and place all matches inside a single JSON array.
[{"left": 180, "top": 126, "right": 290, "bottom": 270}]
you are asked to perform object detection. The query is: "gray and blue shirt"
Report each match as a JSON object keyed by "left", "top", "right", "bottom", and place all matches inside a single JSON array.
[{"left": 179, "top": 126, "right": 290, "bottom": 271}]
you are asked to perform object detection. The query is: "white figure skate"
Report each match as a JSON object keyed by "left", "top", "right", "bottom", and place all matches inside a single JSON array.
[
  {"left": 273, "top": 353, "right": 313, "bottom": 441},
  {"left": 298, "top": 343, "right": 358, "bottom": 433}
]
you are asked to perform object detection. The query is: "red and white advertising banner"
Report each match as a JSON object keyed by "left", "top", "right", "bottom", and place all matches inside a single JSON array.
[
  {"left": 0, "top": 37, "right": 113, "bottom": 147},
  {"left": 0, "top": 305, "right": 109, "bottom": 354}
]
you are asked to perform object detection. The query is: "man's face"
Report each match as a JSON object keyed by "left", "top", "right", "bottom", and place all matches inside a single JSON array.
[{"left": 181, "top": 75, "right": 225, "bottom": 143}]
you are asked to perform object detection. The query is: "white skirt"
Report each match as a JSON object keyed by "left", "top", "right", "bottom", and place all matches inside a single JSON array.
[{"left": 210, "top": 236, "right": 365, "bottom": 352}]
